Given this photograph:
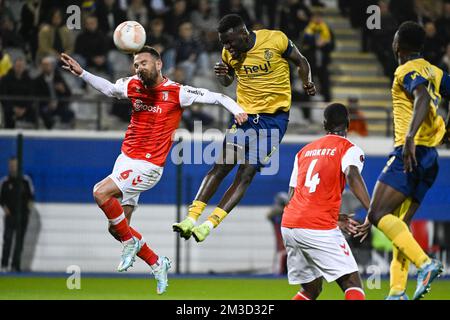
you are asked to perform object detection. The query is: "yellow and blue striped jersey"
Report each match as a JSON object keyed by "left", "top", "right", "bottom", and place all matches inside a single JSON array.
[
  {"left": 391, "top": 57, "right": 450, "bottom": 147},
  {"left": 222, "top": 29, "right": 293, "bottom": 114}
]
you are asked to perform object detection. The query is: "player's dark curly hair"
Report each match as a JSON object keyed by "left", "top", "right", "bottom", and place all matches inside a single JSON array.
[
  {"left": 218, "top": 14, "right": 245, "bottom": 33},
  {"left": 323, "top": 103, "right": 349, "bottom": 132},
  {"left": 134, "top": 45, "right": 161, "bottom": 60},
  {"left": 397, "top": 21, "right": 425, "bottom": 53}
]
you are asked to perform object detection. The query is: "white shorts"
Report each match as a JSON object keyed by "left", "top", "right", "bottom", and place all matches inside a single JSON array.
[
  {"left": 108, "top": 153, "right": 163, "bottom": 207},
  {"left": 281, "top": 227, "right": 359, "bottom": 284}
]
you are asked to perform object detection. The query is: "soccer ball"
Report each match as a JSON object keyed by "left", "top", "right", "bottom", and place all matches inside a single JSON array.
[{"left": 113, "top": 21, "right": 146, "bottom": 53}]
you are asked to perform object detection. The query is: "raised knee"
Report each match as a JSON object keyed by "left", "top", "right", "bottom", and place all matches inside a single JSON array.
[{"left": 93, "top": 184, "right": 109, "bottom": 205}]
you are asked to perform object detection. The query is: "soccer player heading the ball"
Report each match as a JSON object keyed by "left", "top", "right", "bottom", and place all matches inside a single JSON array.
[
  {"left": 282, "top": 103, "right": 370, "bottom": 300},
  {"left": 60, "top": 46, "right": 247, "bottom": 295},
  {"left": 173, "top": 14, "right": 316, "bottom": 243}
]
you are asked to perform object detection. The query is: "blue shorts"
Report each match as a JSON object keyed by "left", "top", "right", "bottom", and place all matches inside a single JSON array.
[
  {"left": 223, "top": 111, "right": 289, "bottom": 171},
  {"left": 377, "top": 146, "right": 439, "bottom": 203}
]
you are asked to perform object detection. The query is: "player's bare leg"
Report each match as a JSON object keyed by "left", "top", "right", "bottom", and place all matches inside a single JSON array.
[
  {"left": 368, "top": 181, "right": 443, "bottom": 300},
  {"left": 292, "top": 278, "right": 323, "bottom": 300},
  {"left": 173, "top": 145, "right": 238, "bottom": 239},
  {"left": 192, "top": 163, "right": 257, "bottom": 242},
  {"left": 335, "top": 272, "right": 365, "bottom": 300},
  {"left": 93, "top": 177, "right": 141, "bottom": 272}
]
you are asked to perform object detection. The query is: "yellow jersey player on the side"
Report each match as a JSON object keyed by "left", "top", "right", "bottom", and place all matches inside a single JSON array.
[
  {"left": 173, "top": 14, "right": 316, "bottom": 243},
  {"left": 356, "top": 21, "right": 450, "bottom": 300}
]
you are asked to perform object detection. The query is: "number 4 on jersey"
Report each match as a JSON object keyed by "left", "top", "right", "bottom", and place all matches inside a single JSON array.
[{"left": 305, "top": 159, "right": 320, "bottom": 193}]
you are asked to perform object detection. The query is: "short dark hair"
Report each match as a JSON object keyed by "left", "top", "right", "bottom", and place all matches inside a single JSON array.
[
  {"left": 218, "top": 14, "right": 245, "bottom": 33},
  {"left": 134, "top": 45, "right": 161, "bottom": 60},
  {"left": 323, "top": 103, "right": 349, "bottom": 132},
  {"left": 397, "top": 21, "right": 425, "bottom": 53}
]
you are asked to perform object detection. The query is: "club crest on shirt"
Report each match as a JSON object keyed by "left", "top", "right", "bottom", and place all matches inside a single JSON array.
[
  {"left": 264, "top": 49, "right": 273, "bottom": 61},
  {"left": 162, "top": 91, "right": 169, "bottom": 101}
]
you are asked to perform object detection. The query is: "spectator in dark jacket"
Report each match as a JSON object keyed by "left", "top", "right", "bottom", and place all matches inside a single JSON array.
[
  {"left": 74, "top": 15, "right": 111, "bottom": 75},
  {"left": 0, "top": 57, "right": 36, "bottom": 128},
  {"left": 436, "top": 2, "right": 450, "bottom": 47},
  {"left": 147, "top": 18, "right": 175, "bottom": 74},
  {"left": 174, "top": 21, "right": 209, "bottom": 83},
  {"left": 1, "top": 157, "right": 35, "bottom": 273},
  {"left": 423, "top": 21, "right": 444, "bottom": 65},
  {"left": 96, "top": 0, "right": 127, "bottom": 45},
  {"left": 279, "top": 0, "right": 311, "bottom": 43},
  {"left": 164, "top": 0, "right": 191, "bottom": 38},
  {"left": 33, "top": 56, "right": 74, "bottom": 129}
]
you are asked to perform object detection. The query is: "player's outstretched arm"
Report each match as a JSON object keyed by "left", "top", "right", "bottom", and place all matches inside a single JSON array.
[
  {"left": 60, "top": 53, "right": 125, "bottom": 99},
  {"left": 179, "top": 86, "right": 247, "bottom": 125},
  {"left": 286, "top": 44, "right": 316, "bottom": 96}
]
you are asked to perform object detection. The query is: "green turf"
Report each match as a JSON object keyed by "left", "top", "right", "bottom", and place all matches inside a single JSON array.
[{"left": 0, "top": 276, "right": 449, "bottom": 300}]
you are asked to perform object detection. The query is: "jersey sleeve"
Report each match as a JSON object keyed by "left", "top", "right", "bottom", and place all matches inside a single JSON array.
[
  {"left": 341, "top": 145, "right": 365, "bottom": 174},
  {"left": 273, "top": 30, "right": 293, "bottom": 58},
  {"left": 401, "top": 70, "right": 428, "bottom": 95},
  {"left": 113, "top": 77, "right": 132, "bottom": 99},
  {"left": 439, "top": 71, "right": 450, "bottom": 98},
  {"left": 80, "top": 70, "right": 130, "bottom": 99},
  {"left": 179, "top": 85, "right": 244, "bottom": 115},
  {"left": 289, "top": 153, "right": 300, "bottom": 187}
]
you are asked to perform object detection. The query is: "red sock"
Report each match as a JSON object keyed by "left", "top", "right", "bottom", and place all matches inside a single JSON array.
[
  {"left": 130, "top": 227, "right": 159, "bottom": 266},
  {"left": 345, "top": 287, "right": 365, "bottom": 300},
  {"left": 99, "top": 197, "right": 133, "bottom": 242},
  {"left": 292, "top": 291, "right": 311, "bottom": 300}
]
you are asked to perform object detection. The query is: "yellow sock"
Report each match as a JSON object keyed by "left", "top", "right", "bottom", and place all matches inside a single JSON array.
[
  {"left": 378, "top": 214, "right": 430, "bottom": 268},
  {"left": 207, "top": 207, "right": 229, "bottom": 228},
  {"left": 187, "top": 200, "right": 207, "bottom": 222},
  {"left": 389, "top": 246, "right": 410, "bottom": 295},
  {"left": 389, "top": 198, "right": 412, "bottom": 295}
]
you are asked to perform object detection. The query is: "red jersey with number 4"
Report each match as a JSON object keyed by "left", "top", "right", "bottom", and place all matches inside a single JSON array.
[{"left": 282, "top": 135, "right": 365, "bottom": 230}]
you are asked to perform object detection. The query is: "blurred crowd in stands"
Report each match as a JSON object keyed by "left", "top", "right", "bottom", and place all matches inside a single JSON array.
[
  {"left": 0, "top": 0, "right": 448, "bottom": 131},
  {"left": 0, "top": 0, "right": 331, "bottom": 130},
  {"left": 342, "top": 0, "right": 450, "bottom": 80}
]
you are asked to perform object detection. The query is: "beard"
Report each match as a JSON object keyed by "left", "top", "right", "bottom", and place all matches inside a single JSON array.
[{"left": 138, "top": 69, "right": 158, "bottom": 87}]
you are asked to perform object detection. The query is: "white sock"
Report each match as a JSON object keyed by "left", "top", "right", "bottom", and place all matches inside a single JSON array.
[
  {"left": 205, "top": 220, "right": 214, "bottom": 230},
  {"left": 123, "top": 237, "right": 135, "bottom": 245}
]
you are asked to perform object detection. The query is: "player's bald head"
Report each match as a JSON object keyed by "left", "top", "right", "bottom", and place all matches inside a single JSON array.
[{"left": 323, "top": 103, "right": 349, "bottom": 133}]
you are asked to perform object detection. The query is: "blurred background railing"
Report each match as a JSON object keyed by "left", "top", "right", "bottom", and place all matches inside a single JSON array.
[{"left": 0, "top": 95, "right": 394, "bottom": 136}]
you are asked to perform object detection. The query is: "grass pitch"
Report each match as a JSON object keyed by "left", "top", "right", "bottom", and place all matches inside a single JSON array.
[{"left": 1, "top": 274, "right": 449, "bottom": 300}]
